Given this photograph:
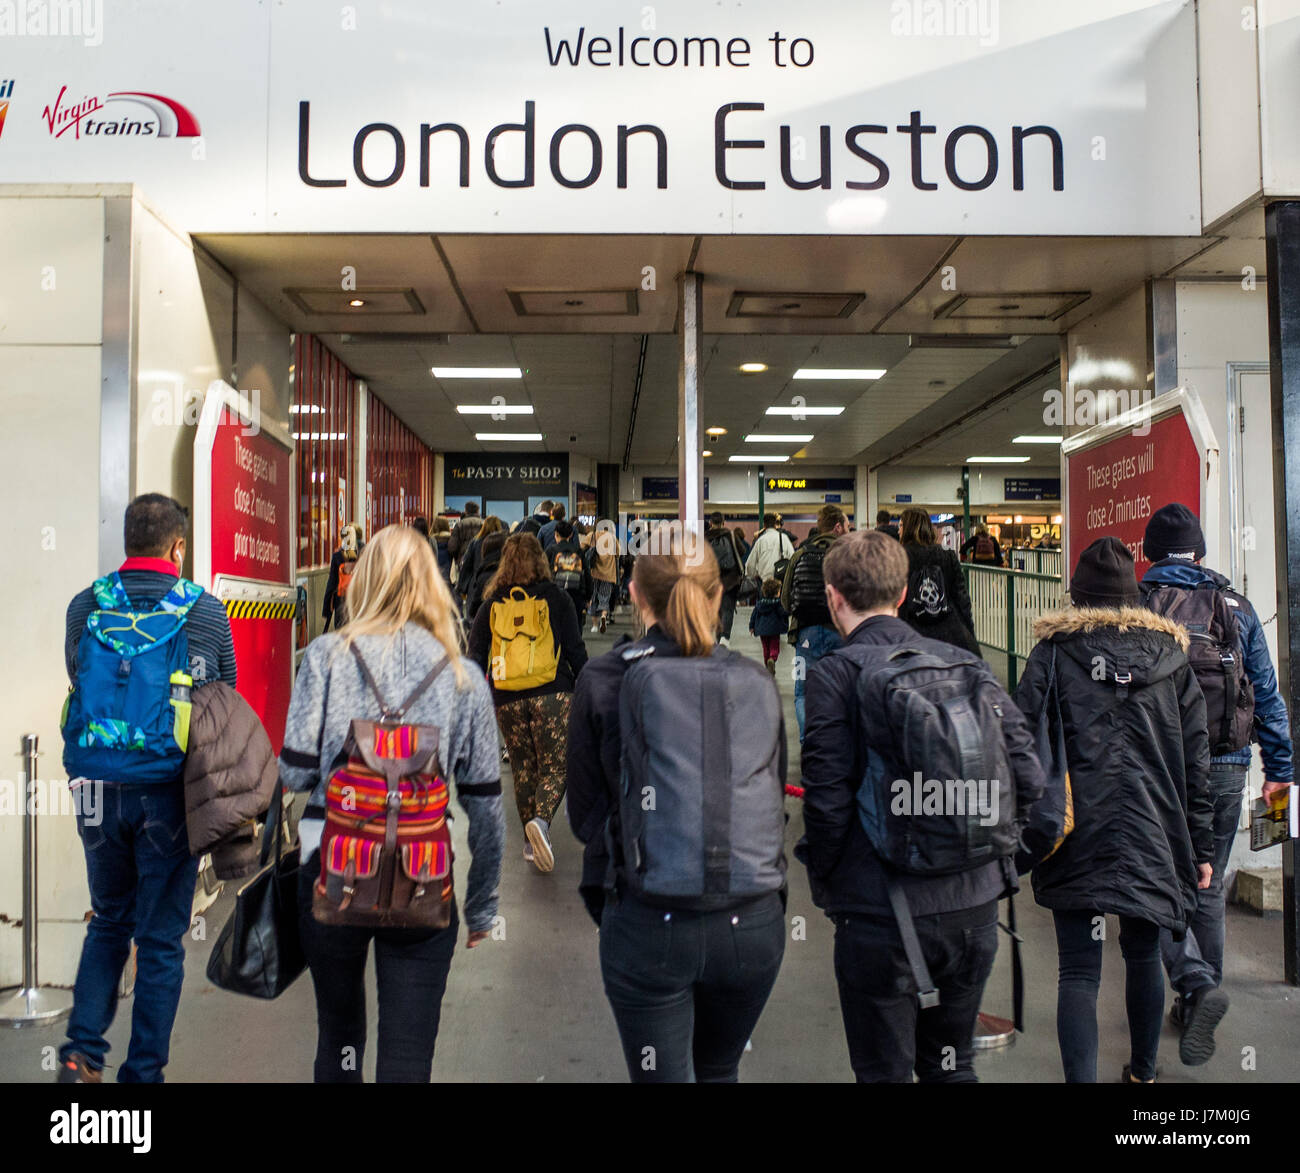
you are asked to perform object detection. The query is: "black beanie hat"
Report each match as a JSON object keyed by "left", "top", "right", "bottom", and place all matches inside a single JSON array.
[
  {"left": 1070, "top": 536, "right": 1140, "bottom": 609},
  {"left": 1144, "top": 502, "right": 1206, "bottom": 563}
]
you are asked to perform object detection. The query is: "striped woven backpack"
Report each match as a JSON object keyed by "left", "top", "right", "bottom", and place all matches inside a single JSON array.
[{"left": 312, "top": 644, "right": 454, "bottom": 929}]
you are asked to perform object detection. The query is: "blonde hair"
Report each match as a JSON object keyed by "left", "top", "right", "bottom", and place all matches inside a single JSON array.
[
  {"left": 338, "top": 524, "right": 468, "bottom": 687},
  {"left": 632, "top": 541, "right": 721, "bottom": 657}
]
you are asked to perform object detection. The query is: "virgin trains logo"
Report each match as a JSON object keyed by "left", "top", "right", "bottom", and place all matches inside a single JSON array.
[{"left": 42, "top": 85, "right": 200, "bottom": 139}]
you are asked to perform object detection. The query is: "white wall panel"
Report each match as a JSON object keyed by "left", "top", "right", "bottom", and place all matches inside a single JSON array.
[
  {"left": 0, "top": 197, "right": 103, "bottom": 345},
  {"left": 1198, "top": 0, "right": 1262, "bottom": 224},
  {"left": 0, "top": 344, "right": 102, "bottom": 986}
]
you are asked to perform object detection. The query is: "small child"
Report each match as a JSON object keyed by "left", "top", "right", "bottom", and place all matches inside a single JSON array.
[{"left": 749, "top": 578, "right": 789, "bottom": 676}]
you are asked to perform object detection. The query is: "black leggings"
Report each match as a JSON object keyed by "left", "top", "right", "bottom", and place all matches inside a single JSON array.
[
  {"left": 297, "top": 853, "right": 459, "bottom": 1083},
  {"left": 1053, "top": 909, "right": 1163, "bottom": 1083}
]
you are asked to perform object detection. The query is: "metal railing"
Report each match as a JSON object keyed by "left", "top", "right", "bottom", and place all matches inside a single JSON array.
[
  {"left": 1005, "top": 546, "right": 1063, "bottom": 578},
  {"left": 962, "top": 563, "right": 1065, "bottom": 690}
]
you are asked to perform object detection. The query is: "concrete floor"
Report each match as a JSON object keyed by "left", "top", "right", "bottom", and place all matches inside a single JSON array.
[{"left": 4, "top": 606, "right": 1299, "bottom": 1083}]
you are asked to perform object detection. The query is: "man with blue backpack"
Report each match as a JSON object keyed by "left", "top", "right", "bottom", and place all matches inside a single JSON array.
[
  {"left": 797, "top": 529, "right": 1044, "bottom": 1082},
  {"left": 1140, "top": 503, "right": 1295, "bottom": 1065},
  {"left": 58, "top": 494, "right": 236, "bottom": 1083}
]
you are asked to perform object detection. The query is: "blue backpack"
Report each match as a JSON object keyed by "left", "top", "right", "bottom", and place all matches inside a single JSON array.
[{"left": 62, "top": 573, "right": 205, "bottom": 784}]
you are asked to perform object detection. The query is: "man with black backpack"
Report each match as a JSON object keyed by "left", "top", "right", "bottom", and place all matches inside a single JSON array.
[
  {"left": 549, "top": 519, "right": 591, "bottom": 625},
  {"left": 797, "top": 529, "right": 1045, "bottom": 1083},
  {"left": 705, "top": 511, "right": 744, "bottom": 645},
  {"left": 781, "top": 503, "right": 849, "bottom": 740},
  {"left": 58, "top": 494, "right": 236, "bottom": 1084},
  {"left": 1140, "top": 503, "right": 1294, "bottom": 1064}
]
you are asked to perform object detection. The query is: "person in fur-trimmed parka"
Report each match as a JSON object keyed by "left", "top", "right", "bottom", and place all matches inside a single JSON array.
[{"left": 1014, "top": 536, "right": 1212, "bottom": 1085}]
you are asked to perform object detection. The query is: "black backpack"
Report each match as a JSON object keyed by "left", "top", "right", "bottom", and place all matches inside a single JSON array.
[
  {"left": 1141, "top": 581, "right": 1255, "bottom": 754},
  {"left": 708, "top": 530, "right": 738, "bottom": 575},
  {"left": 614, "top": 643, "right": 786, "bottom": 909},
  {"left": 902, "top": 561, "right": 950, "bottom": 624},
  {"left": 836, "top": 639, "right": 1027, "bottom": 1012},
  {"left": 843, "top": 643, "right": 1021, "bottom": 874}
]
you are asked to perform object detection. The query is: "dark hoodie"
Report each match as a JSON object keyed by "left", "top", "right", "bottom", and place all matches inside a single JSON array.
[{"left": 1014, "top": 606, "right": 1213, "bottom": 934}]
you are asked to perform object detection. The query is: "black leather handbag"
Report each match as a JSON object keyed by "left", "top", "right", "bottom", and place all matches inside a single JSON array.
[{"left": 206, "top": 784, "right": 306, "bottom": 999}]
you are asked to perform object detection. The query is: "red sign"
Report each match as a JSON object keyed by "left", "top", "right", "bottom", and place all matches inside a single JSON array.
[
  {"left": 1067, "top": 412, "right": 1201, "bottom": 581},
  {"left": 210, "top": 412, "right": 291, "bottom": 581},
  {"left": 207, "top": 407, "right": 293, "bottom": 751}
]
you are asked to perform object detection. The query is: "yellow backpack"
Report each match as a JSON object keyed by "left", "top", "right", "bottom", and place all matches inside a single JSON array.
[{"left": 489, "top": 587, "right": 559, "bottom": 691}]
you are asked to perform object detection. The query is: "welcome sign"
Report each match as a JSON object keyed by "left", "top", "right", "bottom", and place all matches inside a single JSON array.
[{"left": 0, "top": 0, "right": 1201, "bottom": 235}]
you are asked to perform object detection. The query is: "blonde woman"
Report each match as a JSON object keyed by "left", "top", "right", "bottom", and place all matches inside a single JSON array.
[{"left": 279, "top": 524, "right": 505, "bottom": 1083}]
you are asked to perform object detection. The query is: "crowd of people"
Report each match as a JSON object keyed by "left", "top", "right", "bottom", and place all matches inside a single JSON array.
[{"left": 52, "top": 492, "right": 1292, "bottom": 1086}]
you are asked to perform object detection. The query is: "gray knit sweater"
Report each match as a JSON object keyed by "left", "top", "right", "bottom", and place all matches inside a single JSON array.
[{"left": 279, "top": 624, "right": 505, "bottom": 933}]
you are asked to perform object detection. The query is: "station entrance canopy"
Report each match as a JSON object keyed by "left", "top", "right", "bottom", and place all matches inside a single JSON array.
[{"left": 4, "top": 0, "right": 1201, "bottom": 236}]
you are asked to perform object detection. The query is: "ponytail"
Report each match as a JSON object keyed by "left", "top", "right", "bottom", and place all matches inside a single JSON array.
[
  {"left": 631, "top": 542, "right": 723, "bottom": 657},
  {"left": 664, "top": 575, "right": 718, "bottom": 656}
]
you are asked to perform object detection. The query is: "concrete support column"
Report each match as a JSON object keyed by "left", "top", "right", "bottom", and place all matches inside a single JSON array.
[
  {"left": 1148, "top": 278, "right": 1179, "bottom": 396},
  {"left": 854, "top": 463, "right": 870, "bottom": 528},
  {"left": 1265, "top": 201, "right": 1300, "bottom": 985},
  {"left": 678, "top": 271, "right": 704, "bottom": 539},
  {"left": 596, "top": 462, "right": 620, "bottom": 521}
]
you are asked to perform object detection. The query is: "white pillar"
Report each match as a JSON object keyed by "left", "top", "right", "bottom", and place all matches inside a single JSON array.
[{"left": 678, "top": 272, "right": 705, "bottom": 541}]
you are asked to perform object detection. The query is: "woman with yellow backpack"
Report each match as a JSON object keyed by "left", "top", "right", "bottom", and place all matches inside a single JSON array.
[{"left": 468, "top": 534, "right": 588, "bottom": 873}]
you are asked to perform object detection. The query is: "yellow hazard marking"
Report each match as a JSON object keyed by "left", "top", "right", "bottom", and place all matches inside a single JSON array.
[{"left": 222, "top": 599, "right": 296, "bottom": 620}]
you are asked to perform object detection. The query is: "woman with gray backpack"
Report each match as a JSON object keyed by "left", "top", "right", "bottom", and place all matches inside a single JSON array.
[{"left": 566, "top": 539, "right": 789, "bottom": 1082}]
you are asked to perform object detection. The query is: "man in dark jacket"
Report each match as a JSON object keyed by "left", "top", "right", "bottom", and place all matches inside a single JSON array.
[
  {"left": 1139, "top": 503, "right": 1293, "bottom": 1064},
  {"left": 517, "top": 500, "right": 554, "bottom": 536},
  {"left": 781, "top": 503, "right": 849, "bottom": 740},
  {"left": 548, "top": 520, "right": 591, "bottom": 623},
  {"left": 705, "top": 511, "right": 744, "bottom": 644},
  {"left": 538, "top": 503, "right": 565, "bottom": 550},
  {"left": 797, "top": 529, "right": 1044, "bottom": 1083},
  {"left": 465, "top": 531, "right": 506, "bottom": 621},
  {"left": 874, "top": 509, "right": 899, "bottom": 539},
  {"left": 447, "top": 502, "right": 483, "bottom": 577},
  {"left": 59, "top": 494, "right": 236, "bottom": 1084}
]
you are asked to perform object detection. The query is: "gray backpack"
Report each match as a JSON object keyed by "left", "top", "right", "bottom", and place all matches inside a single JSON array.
[{"left": 615, "top": 643, "right": 787, "bottom": 909}]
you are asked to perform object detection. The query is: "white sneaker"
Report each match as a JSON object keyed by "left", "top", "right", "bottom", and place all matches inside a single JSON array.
[
  {"left": 719, "top": 636, "right": 730, "bottom": 647},
  {"left": 523, "top": 843, "right": 535, "bottom": 863},
  {"left": 525, "top": 817, "right": 554, "bottom": 873},
  {"left": 590, "top": 623, "right": 600, "bottom": 634}
]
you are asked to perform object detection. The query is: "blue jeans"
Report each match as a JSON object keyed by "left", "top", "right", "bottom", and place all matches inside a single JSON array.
[
  {"left": 793, "top": 624, "right": 843, "bottom": 740},
  {"left": 599, "top": 892, "right": 785, "bottom": 1082},
  {"left": 1160, "top": 762, "right": 1248, "bottom": 997},
  {"left": 1054, "top": 910, "right": 1163, "bottom": 1083},
  {"left": 62, "top": 781, "right": 199, "bottom": 1083}
]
